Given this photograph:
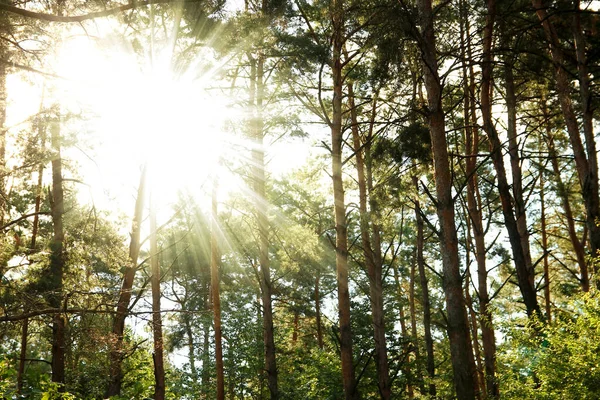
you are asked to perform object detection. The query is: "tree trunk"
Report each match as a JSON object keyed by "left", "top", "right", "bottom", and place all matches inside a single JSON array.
[
  {"left": 533, "top": 0, "right": 600, "bottom": 273},
  {"left": 482, "top": 0, "right": 540, "bottom": 318},
  {"left": 392, "top": 264, "right": 413, "bottom": 398},
  {"left": 201, "top": 292, "right": 211, "bottom": 399},
  {"left": 331, "top": 0, "right": 357, "bottom": 397},
  {"left": 540, "top": 167, "right": 552, "bottom": 322},
  {"left": 211, "top": 174, "right": 225, "bottom": 400},
  {"left": 106, "top": 166, "right": 146, "bottom": 397},
  {"left": 463, "top": 254, "right": 484, "bottom": 399},
  {"left": 460, "top": 10, "right": 499, "bottom": 393},
  {"left": 413, "top": 176, "right": 436, "bottom": 397},
  {"left": 17, "top": 317, "right": 28, "bottom": 394},
  {"left": 348, "top": 82, "right": 390, "bottom": 399},
  {"left": 49, "top": 115, "right": 65, "bottom": 387},
  {"left": 315, "top": 274, "right": 324, "bottom": 350},
  {"left": 249, "top": 50, "right": 279, "bottom": 399},
  {"left": 409, "top": 250, "right": 423, "bottom": 393},
  {"left": 415, "top": 0, "right": 477, "bottom": 396},
  {"left": 504, "top": 45, "right": 533, "bottom": 275},
  {"left": 185, "top": 317, "right": 198, "bottom": 383},
  {"left": 150, "top": 196, "right": 165, "bottom": 400}
]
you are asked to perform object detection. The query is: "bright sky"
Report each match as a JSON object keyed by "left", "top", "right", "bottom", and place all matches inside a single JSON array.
[{"left": 6, "top": 17, "right": 314, "bottom": 225}]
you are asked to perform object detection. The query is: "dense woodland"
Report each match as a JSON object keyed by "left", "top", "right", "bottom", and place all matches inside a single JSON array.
[{"left": 0, "top": 0, "right": 599, "bottom": 398}]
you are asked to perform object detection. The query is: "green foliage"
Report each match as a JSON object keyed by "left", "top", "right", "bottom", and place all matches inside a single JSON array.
[{"left": 500, "top": 293, "right": 600, "bottom": 399}]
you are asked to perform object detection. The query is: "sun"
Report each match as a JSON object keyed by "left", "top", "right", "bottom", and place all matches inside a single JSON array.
[{"left": 49, "top": 27, "right": 244, "bottom": 216}]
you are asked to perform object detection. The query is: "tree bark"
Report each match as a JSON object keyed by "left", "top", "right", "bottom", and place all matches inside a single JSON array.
[
  {"left": 331, "top": 0, "right": 357, "bottom": 397},
  {"left": 392, "top": 264, "right": 413, "bottom": 398},
  {"left": 106, "top": 166, "right": 146, "bottom": 397},
  {"left": 49, "top": 115, "right": 65, "bottom": 387},
  {"left": 315, "top": 274, "right": 324, "bottom": 350},
  {"left": 211, "top": 175, "right": 225, "bottom": 400},
  {"left": 414, "top": 0, "right": 477, "bottom": 396},
  {"left": 16, "top": 316, "right": 28, "bottom": 394},
  {"left": 249, "top": 51, "right": 279, "bottom": 399},
  {"left": 540, "top": 166, "right": 552, "bottom": 322},
  {"left": 504, "top": 45, "right": 533, "bottom": 275},
  {"left": 413, "top": 176, "right": 436, "bottom": 397},
  {"left": 150, "top": 196, "right": 165, "bottom": 400},
  {"left": 459, "top": 9, "right": 499, "bottom": 393},
  {"left": 348, "top": 82, "right": 390, "bottom": 399}
]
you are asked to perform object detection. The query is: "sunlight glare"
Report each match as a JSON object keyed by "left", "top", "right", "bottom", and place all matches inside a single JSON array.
[{"left": 53, "top": 32, "right": 241, "bottom": 215}]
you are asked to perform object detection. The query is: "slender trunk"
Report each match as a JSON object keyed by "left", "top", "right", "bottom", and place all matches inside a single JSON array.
[
  {"left": 415, "top": 0, "right": 477, "bottom": 396},
  {"left": 413, "top": 176, "right": 436, "bottom": 397},
  {"left": 540, "top": 168, "right": 552, "bottom": 322},
  {"left": 504, "top": 45, "right": 533, "bottom": 273},
  {"left": 17, "top": 317, "right": 28, "bottom": 394},
  {"left": 315, "top": 275, "right": 324, "bottom": 350},
  {"left": 393, "top": 265, "right": 413, "bottom": 398},
  {"left": 185, "top": 318, "right": 198, "bottom": 383},
  {"left": 250, "top": 51, "right": 279, "bottom": 399},
  {"left": 211, "top": 175, "right": 225, "bottom": 400},
  {"left": 292, "top": 310, "right": 299, "bottom": 346},
  {"left": 533, "top": 0, "right": 600, "bottom": 269},
  {"left": 348, "top": 82, "right": 390, "bottom": 399},
  {"left": 541, "top": 96, "right": 589, "bottom": 291},
  {"left": 49, "top": 116, "right": 65, "bottom": 387},
  {"left": 460, "top": 10, "right": 499, "bottom": 393},
  {"left": 482, "top": 0, "right": 540, "bottom": 318},
  {"left": 331, "top": 0, "right": 357, "bottom": 397},
  {"left": 463, "top": 251, "right": 484, "bottom": 399},
  {"left": 30, "top": 122, "right": 46, "bottom": 250},
  {"left": 408, "top": 252, "right": 422, "bottom": 392},
  {"left": 150, "top": 197, "right": 165, "bottom": 400},
  {"left": 201, "top": 288, "right": 211, "bottom": 399},
  {"left": 106, "top": 166, "right": 147, "bottom": 397}
]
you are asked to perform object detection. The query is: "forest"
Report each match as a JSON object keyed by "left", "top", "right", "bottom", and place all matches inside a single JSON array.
[{"left": 0, "top": 0, "right": 599, "bottom": 398}]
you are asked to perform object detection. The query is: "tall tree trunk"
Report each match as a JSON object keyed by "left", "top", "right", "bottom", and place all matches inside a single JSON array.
[
  {"left": 540, "top": 166, "right": 552, "bottom": 322},
  {"left": 348, "top": 82, "right": 390, "bottom": 399},
  {"left": 106, "top": 166, "right": 146, "bottom": 397},
  {"left": 17, "top": 316, "right": 28, "bottom": 394},
  {"left": 185, "top": 317, "right": 198, "bottom": 383},
  {"left": 331, "top": 0, "right": 357, "bottom": 397},
  {"left": 504, "top": 43, "right": 533, "bottom": 275},
  {"left": 481, "top": 0, "right": 540, "bottom": 318},
  {"left": 413, "top": 176, "right": 436, "bottom": 397},
  {"left": 460, "top": 10, "right": 499, "bottom": 393},
  {"left": 532, "top": 0, "right": 600, "bottom": 273},
  {"left": 409, "top": 251, "right": 423, "bottom": 393},
  {"left": 414, "top": 0, "right": 477, "bottom": 396},
  {"left": 211, "top": 175, "right": 225, "bottom": 400},
  {"left": 201, "top": 287, "right": 211, "bottom": 399},
  {"left": 463, "top": 248, "right": 484, "bottom": 400},
  {"left": 393, "top": 264, "right": 413, "bottom": 398},
  {"left": 49, "top": 115, "right": 65, "bottom": 387},
  {"left": 249, "top": 51, "right": 278, "bottom": 399},
  {"left": 315, "top": 274, "right": 324, "bottom": 350},
  {"left": 150, "top": 196, "right": 165, "bottom": 400}
]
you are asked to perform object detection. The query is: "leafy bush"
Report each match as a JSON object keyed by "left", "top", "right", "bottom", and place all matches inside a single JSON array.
[{"left": 500, "top": 293, "right": 600, "bottom": 399}]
